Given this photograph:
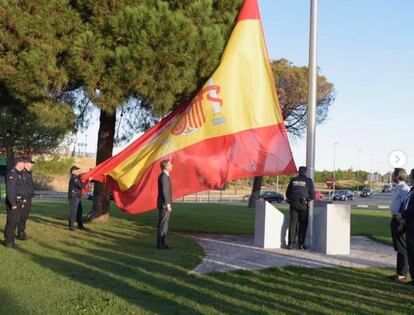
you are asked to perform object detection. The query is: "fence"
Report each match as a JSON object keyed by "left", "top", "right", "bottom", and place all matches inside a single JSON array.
[{"left": 31, "top": 190, "right": 250, "bottom": 203}]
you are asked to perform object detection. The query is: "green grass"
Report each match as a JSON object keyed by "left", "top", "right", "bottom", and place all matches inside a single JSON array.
[
  {"left": 0, "top": 200, "right": 411, "bottom": 314},
  {"left": 0, "top": 180, "right": 5, "bottom": 199},
  {"left": 131, "top": 203, "right": 393, "bottom": 244},
  {"left": 351, "top": 210, "right": 392, "bottom": 245}
]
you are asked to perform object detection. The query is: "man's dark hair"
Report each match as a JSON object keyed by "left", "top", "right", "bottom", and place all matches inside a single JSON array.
[
  {"left": 160, "top": 159, "right": 170, "bottom": 170},
  {"left": 393, "top": 168, "right": 407, "bottom": 181},
  {"left": 298, "top": 166, "right": 307, "bottom": 175}
]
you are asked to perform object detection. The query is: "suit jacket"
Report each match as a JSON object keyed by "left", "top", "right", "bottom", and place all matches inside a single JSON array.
[
  {"left": 157, "top": 172, "right": 172, "bottom": 210},
  {"left": 402, "top": 188, "right": 414, "bottom": 232}
]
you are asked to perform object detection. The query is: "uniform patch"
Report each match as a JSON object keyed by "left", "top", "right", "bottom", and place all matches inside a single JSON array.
[{"left": 9, "top": 176, "right": 13, "bottom": 179}]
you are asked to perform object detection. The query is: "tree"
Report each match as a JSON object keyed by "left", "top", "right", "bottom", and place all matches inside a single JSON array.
[
  {"left": 0, "top": 1, "right": 80, "bottom": 167},
  {"left": 0, "top": 102, "right": 75, "bottom": 168},
  {"left": 248, "top": 59, "right": 335, "bottom": 207},
  {"left": 66, "top": 0, "right": 244, "bottom": 221}
]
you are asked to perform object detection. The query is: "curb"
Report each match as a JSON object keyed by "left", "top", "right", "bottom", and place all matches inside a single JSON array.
[{"left": 353, "top": 204, "right": 389, "bottom": 210}]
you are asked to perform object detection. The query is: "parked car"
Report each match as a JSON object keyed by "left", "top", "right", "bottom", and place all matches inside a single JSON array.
[
  {"left": 381, "top": 185, "right": 392, "bottom": 193},
  {"left": 242, "top": 194, "right": 250, "bottom": 201},
  {"left": 360, "top": 188, "right": 375, "bottom": 198},
  {"left": 315, "top": 191, "right": 324, "bottom": 201},
  {"left": 259, "top": 191, "right": 284, "bottom": 203},
  {"left": 333, "top": 190, "right": 354, "bottom": 201}
]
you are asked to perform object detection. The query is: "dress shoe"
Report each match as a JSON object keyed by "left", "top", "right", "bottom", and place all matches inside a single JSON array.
[
  {"left": 17, "top": 234, "right": 28, "bottom": 241},
  {"left": 287, "top": 245, "right": 293, "bottom": 250},
  {"left": 5, "top": 243, "right": 17, "bottom": 248},
  {"left": 68, "top": 226, "right": 76, "bottom": 231},
  {"left": 389, "top": 274, "right": 407, "bottom": 282},
  {"left": 299, "top": 245, "right": 307, "bottom": 250},
  {"left": 157, "top": 244, "right": 172, "bottom": 250}
]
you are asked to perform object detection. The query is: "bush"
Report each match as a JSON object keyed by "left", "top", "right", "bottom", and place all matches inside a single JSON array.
[
  {"left": 335, "top": 180, "right": 362, "bottom": 191},
  {"left": 34, "top": 156, "right": 74, "bottom": 176}
]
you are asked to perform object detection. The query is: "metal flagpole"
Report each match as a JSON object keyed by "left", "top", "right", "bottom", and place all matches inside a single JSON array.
[{"left": 306, "top": 0, "right": 318, "bottom": 247}]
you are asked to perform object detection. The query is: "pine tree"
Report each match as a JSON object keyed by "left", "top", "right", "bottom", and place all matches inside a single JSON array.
[
  {"left": 0, "top": 0, "right": 80, "bottom": 167},
  {"left": 66, "top": 0, "right": 243, "bottom": 221}
]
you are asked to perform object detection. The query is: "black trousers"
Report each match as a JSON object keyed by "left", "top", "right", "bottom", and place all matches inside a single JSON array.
[
  {"left": 157, "top": 207, "right": 170, "bottom": 247},
  {"left": 391, "top": 217, "right": 408, "bottom": 276},
  {"left": 68, "top": 197, "right": 83, "bottom": 227},
  {"left": 406, "top": 225, "right": 414, "bottom": 281},
  {"left": 17, "top": 197, "right": 32, "bottom": 236},
  {"left": 4, "top": 201, "right": 23, "bottom": 245},
  {"left": 289, "top": 200, "right": 309, "bottom": 246}
]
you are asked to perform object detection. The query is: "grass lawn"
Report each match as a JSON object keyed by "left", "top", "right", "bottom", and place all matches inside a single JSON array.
[
  {"left": 133, "top": 203, "right": 393, "bottom": 244},
  {"left": 0, "top": 180, "right": 5, "bottom": 199},
  {"left": 0, "top": 200, "right": 412, "bottom": 314}
]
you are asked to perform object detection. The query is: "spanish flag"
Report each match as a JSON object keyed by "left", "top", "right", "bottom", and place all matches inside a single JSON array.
[{"left": 84, "top": 0, "right": 297, "bottom": 214}]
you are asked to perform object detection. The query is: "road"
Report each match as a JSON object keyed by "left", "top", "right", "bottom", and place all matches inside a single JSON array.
[{"left": 32, "top": 190, "right": 394, "bottom": 210}]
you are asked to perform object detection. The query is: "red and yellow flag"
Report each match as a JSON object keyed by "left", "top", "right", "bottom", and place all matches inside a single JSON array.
[{"left": 83, "top": 0, "right": 297, "bottom": 214}]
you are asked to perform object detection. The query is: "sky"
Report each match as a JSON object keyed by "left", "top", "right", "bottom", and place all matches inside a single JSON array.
[
  {"left": 258, "top": 0, "right": 414, "bottom": 173},
  {"left": 79, "top": 0, "right": 414, "bottom": 174}
]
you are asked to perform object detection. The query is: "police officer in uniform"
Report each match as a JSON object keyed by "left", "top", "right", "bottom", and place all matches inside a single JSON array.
[
  {"left": 17, "top": 157, "right": 35, "bottom": 240},
  {"left": 68, "top": 166, "right": 88, "bottom": 231},
  {"left": 286, "top": 166, "right": 315, "bottom": 250},
  {"left": 4, "top": 157, "right": 27, "bottom": 248}
]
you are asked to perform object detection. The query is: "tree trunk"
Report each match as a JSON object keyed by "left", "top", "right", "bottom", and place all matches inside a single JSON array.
[
  {"left": 88, "top": 110, "right": 116, "bottom": 223},
  {"left": 248, "top": 176, "right": 263, "bottom": 208}
]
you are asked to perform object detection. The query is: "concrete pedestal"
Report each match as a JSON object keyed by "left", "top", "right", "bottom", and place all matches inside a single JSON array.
[
  {"left": 254, "top": 200, "right": 288, "bottom": 249},
  {"left": 311, "top": 201, "right": 351, "bottom": 255}
]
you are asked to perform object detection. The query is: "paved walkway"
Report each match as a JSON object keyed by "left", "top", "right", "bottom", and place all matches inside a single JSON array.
[{"left": 185, "top": 234, "right": 395, "bottom": 274}]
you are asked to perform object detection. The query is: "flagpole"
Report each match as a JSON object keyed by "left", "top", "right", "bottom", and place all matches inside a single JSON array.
[{"left": 306, "top": 0, "right": 318, "bottom": 247}]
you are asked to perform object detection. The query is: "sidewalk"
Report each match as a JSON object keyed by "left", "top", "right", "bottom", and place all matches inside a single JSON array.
[{"left": 186, "top": 234, "right": 395, "bottom": 274}]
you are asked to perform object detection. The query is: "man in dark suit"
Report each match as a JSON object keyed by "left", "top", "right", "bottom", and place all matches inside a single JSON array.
[
  {"left": 400, "top": 169, "right": 414, "bottom": 285},
  {"left": 156, "top": 159, "right": 173, "bottom": 249}
]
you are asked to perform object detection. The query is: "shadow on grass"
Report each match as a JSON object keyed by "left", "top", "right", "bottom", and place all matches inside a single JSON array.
[
  {"left": 17, "top": 220, "right": 414, "bottom": 315},
  {"left": 17, "top": 227, "right": 264, "bottom": 314},
  {"left": 0, "top": 289, "right": 30, "bottom": 314},
  {"left": 5, "top": 200, "right": 411, "bottom": 313}
]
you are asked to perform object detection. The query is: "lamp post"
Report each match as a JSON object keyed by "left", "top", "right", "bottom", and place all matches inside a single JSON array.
[
  {"left": 333, "top": 142, "right": 338, "bottom": 195},
  {"left": 357, "top": 148, "right": 362, "bottom": 191},
  {"left": 84, "top": 134, "right": 88, "bottom": 156}
]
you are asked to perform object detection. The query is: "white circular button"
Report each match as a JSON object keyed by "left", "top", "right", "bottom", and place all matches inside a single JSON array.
[{"left": 388, "top": 150, "right": 407, "bottom": 168}]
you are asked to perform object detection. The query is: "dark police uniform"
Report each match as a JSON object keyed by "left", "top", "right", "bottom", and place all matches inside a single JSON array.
[
  {"left": 68, "top": 173, "right": 87, "bottom": 229},
  {"left": 4, "top": 167, "right": 27, "bottom": 247},
  {"left": 286, "top": 173, "right": 315, "bottom": 248},
  {"left": 17, "top": 169, "right": 35, "bottom": 239},
  {"left": 156, "top": 171, "right": 172, "bottom": 249}
]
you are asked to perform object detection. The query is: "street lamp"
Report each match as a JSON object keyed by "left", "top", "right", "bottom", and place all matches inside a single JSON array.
[
  {"left": 357, "top": 148, "right": 362, "bottom": 191},
  {"left": 333, "top": 142, "right": 338, "bottom": 195},
  {"left": 84, "top": 134, "right": 88, "bottom": 156}
]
